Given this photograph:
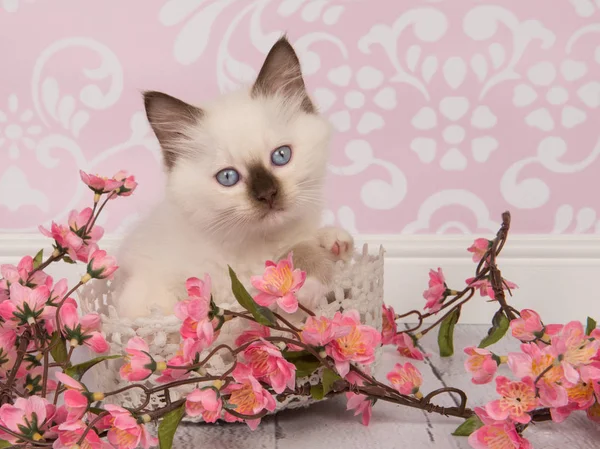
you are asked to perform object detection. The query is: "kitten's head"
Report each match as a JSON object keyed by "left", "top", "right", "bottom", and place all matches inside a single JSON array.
[{"left": 144, "top": 36, "right": 331, "bottom": 241}]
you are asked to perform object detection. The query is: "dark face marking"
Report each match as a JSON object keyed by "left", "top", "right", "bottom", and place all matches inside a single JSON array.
[{"left": 247, "top": 164, "right": 281, "bottom": 210}]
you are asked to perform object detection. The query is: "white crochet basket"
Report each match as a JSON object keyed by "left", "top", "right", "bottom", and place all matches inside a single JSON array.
[{"left": 78, "top": 244, "right": 385, "bottom": 421}]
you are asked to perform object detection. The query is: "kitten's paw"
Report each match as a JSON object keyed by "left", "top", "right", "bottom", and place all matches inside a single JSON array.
[{"left": 316, "top": 227, "right": 354, "bottom": 262}]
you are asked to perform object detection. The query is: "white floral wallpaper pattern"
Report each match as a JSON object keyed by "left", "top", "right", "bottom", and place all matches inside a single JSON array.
[{"left": 1, "top": 0, "right": 599, "bottom": 235}]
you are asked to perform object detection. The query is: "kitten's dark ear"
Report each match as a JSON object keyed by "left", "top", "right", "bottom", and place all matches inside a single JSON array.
[
  {"left": 143, "top": 91, "right": 203, "bottom": 169},
  {"left": 252, "top": 35, "right": 314, "bottom": 113}
]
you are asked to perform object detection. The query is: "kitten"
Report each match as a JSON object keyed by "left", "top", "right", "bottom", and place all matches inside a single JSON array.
[{"left": 114, "top": 36, "right": 354, "bottom": 319}]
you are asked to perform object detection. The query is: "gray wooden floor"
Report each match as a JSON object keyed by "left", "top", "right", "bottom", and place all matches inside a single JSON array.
[{"left": 172, "top": 325, "right": 600, "bottom": 448}]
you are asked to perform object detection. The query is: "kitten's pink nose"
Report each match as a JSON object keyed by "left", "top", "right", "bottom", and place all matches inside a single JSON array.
[{"left": 257, "top": 187, "right": 278, "bottom": 208}]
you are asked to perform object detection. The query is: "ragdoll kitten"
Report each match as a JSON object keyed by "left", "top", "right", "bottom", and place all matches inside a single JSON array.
[{"left": 114, "top": 36, "right": 354, "bottom": 319}]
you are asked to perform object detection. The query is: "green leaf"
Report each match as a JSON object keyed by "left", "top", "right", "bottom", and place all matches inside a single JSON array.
[
  {"left": 32, "top": 249, "right": 44, "bottom": 269},
  {"left": 452, "top": 415, "right": 484, "bottom": 436},
  {"left": 62, "top": 255, "right": 76, "bottom": 264},
  {"left": 479, "top": 310, "right": 510, "bottom": 348},
  {"left": 287, "top": 353, "right": 321, "bottom": 378},
  {"left": 310, "top": 384, "right": 324, "bottom": 400},
  {"left": 228, "top": 266, "right": 277, "bottom": 327},
  {"left": 64, "top": 355, "right": 121, "bottom": 382},
  {"left": 322, "top": 368, "right": 342, "bottom": 396},
  {"left": 0, "top": 439, "right": 10, "bottom": 448},
  {"left": 438, "top": 308, "right": 461, "bottom": 357},
  {"left": 50, "top": 331, "right": 68, "bottom": 364},
  {"left": 159, "top": 404, "right": 185, "bottom": 449},
  {"left": 586, "top": 317, "right": 597, "bottom": 336},
  {"left": 282, "top": 350, "right": 313, "bottom": 360}
]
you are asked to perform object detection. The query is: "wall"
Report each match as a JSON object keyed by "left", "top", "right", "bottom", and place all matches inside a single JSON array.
[
  {"left": 1, "top": 0, "right": 600, "bottom": 235},
  {"left": 1, "top": 1, "right": 600, "bottom": 322}
]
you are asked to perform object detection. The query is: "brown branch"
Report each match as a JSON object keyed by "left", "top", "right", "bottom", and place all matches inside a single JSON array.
[
  {"left": 298, "top": 303, "right": 315, "bottom": 317},
  {"left": 0, "top": 331, "right": 31, "bottom": 405},
  {"left": 87, "top": 191, "right": 116, "bottom": 231},
  {"left": 28, "top": 249, "right": 66, "bottom": 280},
  {"left": 483, "top": 212, "right": 516, "bottom": 321},
  {"left": 75, "top": 411, "right": 109, "bottom": 446}
]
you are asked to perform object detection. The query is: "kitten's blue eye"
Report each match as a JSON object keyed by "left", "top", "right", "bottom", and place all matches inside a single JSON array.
[
  {"left": 215, "top": 168, "right": 240, "bottom": 187},
  {"left": 271, "top": 145, "right": 292, "bottom": 166}
]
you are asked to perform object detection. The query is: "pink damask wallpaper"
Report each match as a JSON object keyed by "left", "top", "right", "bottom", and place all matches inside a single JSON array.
[{"left": 1, "top": 0, "right": 599, "bottom": 235}]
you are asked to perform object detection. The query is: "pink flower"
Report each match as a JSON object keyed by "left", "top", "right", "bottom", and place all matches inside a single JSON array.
[
  {"left": 468, "top": 420, "right": 532, "bottom": 449},
  {"left": 176, "top": 276, "right": 218, "bottom": 349},
  {"left": 185, "top": 275, "right": 212, "bottom": 300},
  {"left": 587, "top": 401, "right": 600, "bottom": 423},
  {"left": 80, "top": 170, "right": 122, "bottom": 194},
  {"left": 0, "top": 280, "right": 8, "bottom": 303},
  {"left": 0, "top": 331, "right": 18, "bottom": 379},
  {"left": 467, "top": 238, "right": 492, "bottom": 263},
  {"left": 47, "top": 278, "right": 68, "bottom": 306},
  {"left": 67, "top": 208, "right": 104, "bottom": 262},
  {"left": 551, "top": 321, "right": 600, "bottom": 384},
  {"left": 346, "top": 393, "right": 373, "bottom": 426},
  {"left": 243, "top": 339, "right": 296, "bottom": 394},
  {"left": 423, "top": 268, "right": 448, "bottom": 313},
  {"left": 552, "top": 371, "right": 598, "bottom": 422},
  {"left": 105, "top": 404, "right": 158, "bottom": 449},
  {"left": 508, "top": 343, "right": 568, "bottom": 409},
  {"left": 68, "top": 207, "right": 103, "bottom": 240},
  {"left": 301, "top": 315, "right": 350, "bottom": 347},
  {"left": 466, "top": 277, "right": 518, "bottom": 300},
  {"left": 175, "top": 296, "right": 210, "bottom": 328},
  {"left": 508, "top": 343, "right": 557, "bottom": 380},
  {"left": 485, "top": 376, "right": 537, "bottom": 424},
  {"left": 178, "top": 311, "right": 217, "bottom": 350},
  {"left": 156, "top": 338, "right": 200, "bottom": 383},
  {"left": 344, "top": 371, "right": 372, "bottom": 426},
  {"left": 387, "top": 362, "right": 423, "bottom": 396},
  {"left": 9, "top": 282, "right": 49, "bottom": 325},
  {"left": 325, "top": 310, "right": 381, "bottom": 377},
  {"left": 0, "top": 396, "right": 51, "bottom": 443},
  {"left": 120, "top": 336, "right": 159, "bottom": 381},
  {"left": 59, "top": 299, "right": 108, "bottom": 353},
  {"left": 235, "top": 321, "right": 271, "bottom": 346},
  {"left": 53, "top": 420, "right": 111, "bottom": 449},
  {"left": 381, "top": 305, "right": 397, "bottom": 345},
  {"left": 113, "top": 170, "right": 138, "bottom": 196},
  {"left": 0, "top": 299, "right": 17, "bottom": 328},
  {"left": 85, "top": 247, "right": 118, "bottom": 281},
  {"left": 54, "top": 372, "right": 89, "bottom": 421},
  {"left": 251, "top": 252, "right": 306, "bottom": 313},
  {"left": 394, "top": 333, "right": 425, "bottom": 361},
  {"left": 223, "top": 364, "right": 276, "bottom": 430},
  {"left": 464, "top": 347, "right": 499, "bottom": 385},
  {"left": 510, "top": 309, "right": 545, "bottom": 342},
  {"left": 185, "top": 388, "right": 223, "bottom": 423},
  {"left": 1, "top": 255, "right": 49, "bottom": 289},
  {"left": 39, "top": 222, "right": 84, "bottom": 260}
]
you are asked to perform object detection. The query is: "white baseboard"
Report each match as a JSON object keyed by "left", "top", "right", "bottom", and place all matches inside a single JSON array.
[{"left": 1, "top": 234, "right": 599, "bottom": 325}]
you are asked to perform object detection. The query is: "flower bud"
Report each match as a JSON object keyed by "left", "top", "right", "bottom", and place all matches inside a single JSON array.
[{"left": 156, "top": 361, "right": 167, "bottom": 372}]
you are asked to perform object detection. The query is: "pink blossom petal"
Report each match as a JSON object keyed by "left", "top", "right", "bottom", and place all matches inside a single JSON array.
[{"left": 277, "top": 293, "right": 299, "bottom": 313}]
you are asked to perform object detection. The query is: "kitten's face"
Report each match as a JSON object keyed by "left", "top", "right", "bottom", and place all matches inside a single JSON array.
[{"left": 144, "top": 37, "right": 331, "bottom": 240}]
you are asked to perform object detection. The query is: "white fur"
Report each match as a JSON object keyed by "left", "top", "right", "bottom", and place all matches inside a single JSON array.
[{"left": 115, "top": 89, "right": 353, "bottom": 318}]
